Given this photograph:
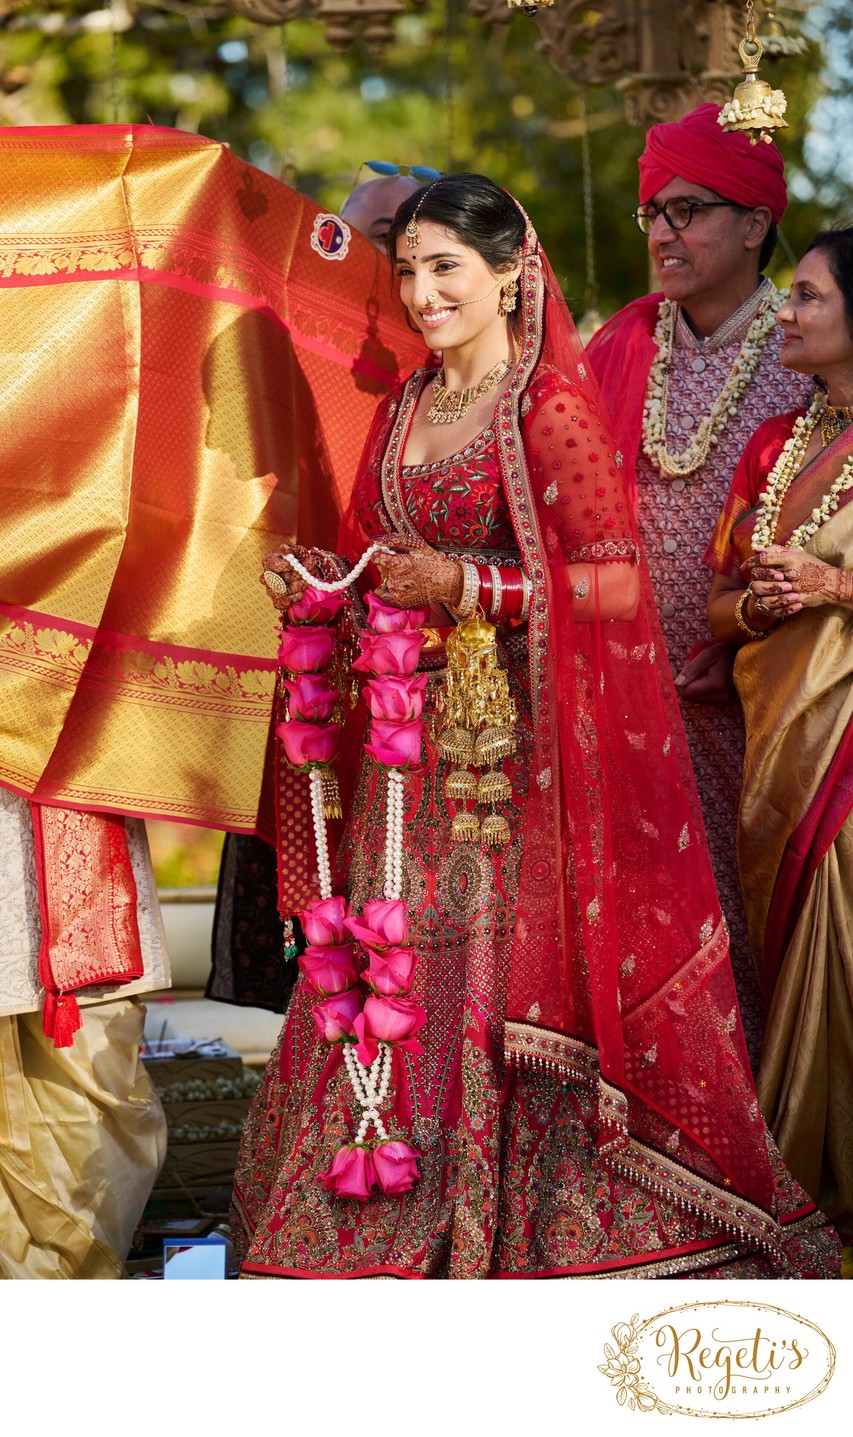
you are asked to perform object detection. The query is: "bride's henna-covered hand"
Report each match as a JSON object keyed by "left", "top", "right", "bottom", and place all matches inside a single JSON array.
[
  {"left": 747, "top": 546, "right": 853, "bottom": 610},
  {"left": 260, "top": 544, "right": 321, "bottom": 612},
  {"left": 373, "top": 534, "right": 464, "bottom": 610}
]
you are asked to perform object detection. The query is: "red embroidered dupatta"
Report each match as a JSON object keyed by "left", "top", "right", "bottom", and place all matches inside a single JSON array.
[{"left": 499, "top": 232, "right": 782, "bottom": 1248}]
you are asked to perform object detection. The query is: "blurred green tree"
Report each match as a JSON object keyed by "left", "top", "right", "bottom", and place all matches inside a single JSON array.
[{"left": 0, "top": 1, "right": 847, "bottom": 314}]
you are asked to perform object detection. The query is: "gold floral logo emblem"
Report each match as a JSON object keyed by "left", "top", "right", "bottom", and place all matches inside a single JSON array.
[{"left": 599, "top": 1301, "right": 835, "bottom": 1418}]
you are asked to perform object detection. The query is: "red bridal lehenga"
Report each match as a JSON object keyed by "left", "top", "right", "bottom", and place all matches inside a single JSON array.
[{"left": 231, "top": 217, "right": 840, "bottom": 1279}]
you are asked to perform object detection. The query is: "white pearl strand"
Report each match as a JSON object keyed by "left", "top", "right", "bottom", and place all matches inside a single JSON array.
[
  {"left": 264, "top": 542, "right": 393, "bottom": 595},
  {"left": 309, "top": 768, "right": 334, "bottom": 900},
  {"left": 384, "top": 768, "right": 405, "bottom": 901},
  {"left": 342, "top": 768, "right": 405, "bottom": 1144},
  {"left": 344, "top": 1041, "right": 392, "bottom": 1145}
]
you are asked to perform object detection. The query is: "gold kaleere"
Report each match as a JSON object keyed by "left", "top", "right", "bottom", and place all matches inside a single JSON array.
[
  {"left": 437, "top": 608, "right": 517, "bottom": 847},
  {"left": 719, "top": 1, "right": 788, "bottom": 146},
  {"left": 321, "top": 764, "right": 342, "bottom": 820},
  {"left": 446, "top": 768, "right": 479, "bottom": 801}
]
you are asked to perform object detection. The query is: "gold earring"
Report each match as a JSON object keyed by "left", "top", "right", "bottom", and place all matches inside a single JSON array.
[{"left": 499, "top": 277, "right": 518, "bottom": 315}]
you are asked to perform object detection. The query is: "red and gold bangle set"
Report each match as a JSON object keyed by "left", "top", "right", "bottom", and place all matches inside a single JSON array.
[{"left": 452, "top": 559, "right": 530, "bottom": 624}]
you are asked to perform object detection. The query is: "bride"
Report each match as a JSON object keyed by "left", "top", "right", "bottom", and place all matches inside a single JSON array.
[{"left": 231, "top": 174, "right": 839, "bottom": 1279}]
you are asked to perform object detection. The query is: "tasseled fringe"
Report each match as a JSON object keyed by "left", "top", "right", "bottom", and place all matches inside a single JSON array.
[
  {"left": 506, "top": 1040, "right": 784, "bottom": 1263},
  {"left": 43, "top": 990, "right": 82, "bottom": 1048}
]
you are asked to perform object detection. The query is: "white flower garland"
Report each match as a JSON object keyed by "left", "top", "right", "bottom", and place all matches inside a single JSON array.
[
  {"left": 718, "top": 90, "right": 788, "bottom": 144},
  {"left": 642, "top": 288, "right": 783, "bottom": 479},
  {"left": 752, "top": 395, "right": 853, "bottom": 552}
]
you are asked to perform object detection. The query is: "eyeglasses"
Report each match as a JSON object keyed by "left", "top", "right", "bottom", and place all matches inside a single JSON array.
[
  {"left": 362, "top": 162, "right": 442, "bottom": 184},
  {"left": 632, "top": 198, "right": 741, "bottom": 235}
]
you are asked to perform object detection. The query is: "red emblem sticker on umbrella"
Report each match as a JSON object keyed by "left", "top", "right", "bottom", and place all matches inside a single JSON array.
[{"left": 310, "top": 214, "right": 351, "bottom": 262}]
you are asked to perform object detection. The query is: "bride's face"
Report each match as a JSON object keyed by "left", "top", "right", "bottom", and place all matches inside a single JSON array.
[{"left": 394, "top": 220, "right": 518, "bottom": 355}]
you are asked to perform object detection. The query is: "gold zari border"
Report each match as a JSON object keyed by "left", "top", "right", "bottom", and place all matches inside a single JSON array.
[{"left": 504, "top": 1019, "right": 785, "bottom": 1260}]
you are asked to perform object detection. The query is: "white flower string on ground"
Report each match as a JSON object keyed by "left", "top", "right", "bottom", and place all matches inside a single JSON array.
[
  {"left": 642, "top": 290, "right": 783, "bottom": 479},
  {"left": 275, "top": 560, "right": 428, "bottom": 1201},
  {"left": 752, "top": 394, "right": 853, "bottom": 552}
]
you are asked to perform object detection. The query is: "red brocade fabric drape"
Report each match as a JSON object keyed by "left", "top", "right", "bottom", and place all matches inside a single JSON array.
[{"left": 0, "top": 124, "right": 426, "bottom": 832}]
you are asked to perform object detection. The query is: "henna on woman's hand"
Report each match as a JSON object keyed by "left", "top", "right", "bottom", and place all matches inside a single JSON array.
[{"left": 795, "top": 561, "right": 853, "bottom": 603}]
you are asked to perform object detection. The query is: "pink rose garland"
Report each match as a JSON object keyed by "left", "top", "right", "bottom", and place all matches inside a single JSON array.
[
  {"left": 289, "top": 588, "right": 428, "bottom": 1200},
  {"left": 276, "top": 591, "right": 346, "bottom": 775}
]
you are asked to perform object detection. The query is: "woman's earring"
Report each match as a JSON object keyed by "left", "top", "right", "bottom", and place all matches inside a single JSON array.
[{"left": 499, "top": 277, "right": 518, "bottom": 315}]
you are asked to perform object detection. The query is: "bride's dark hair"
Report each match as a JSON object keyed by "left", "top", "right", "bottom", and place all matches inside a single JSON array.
[{"left": 386, "top": 173, "right": 526, "bottom": 273}]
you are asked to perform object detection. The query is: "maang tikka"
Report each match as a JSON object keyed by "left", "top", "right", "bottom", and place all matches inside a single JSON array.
[{"left": 405, "top": 179, "right": 441, "bottom": 248}]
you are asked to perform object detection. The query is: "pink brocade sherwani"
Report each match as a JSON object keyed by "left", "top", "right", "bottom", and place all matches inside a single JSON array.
[{"left": 588, "top": 281, "right": 812, "bottom": 1069}]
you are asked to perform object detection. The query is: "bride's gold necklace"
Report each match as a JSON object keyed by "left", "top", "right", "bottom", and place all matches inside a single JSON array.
[{"left": 427, "top": 359, "right": 511, "bottom": 425}]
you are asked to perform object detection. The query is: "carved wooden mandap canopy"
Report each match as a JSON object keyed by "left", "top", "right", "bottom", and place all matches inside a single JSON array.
[{"left": 2, "top": 1, "right": 810, "bottom": 125}]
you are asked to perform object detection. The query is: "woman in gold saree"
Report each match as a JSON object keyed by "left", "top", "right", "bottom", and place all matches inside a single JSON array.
[{"left": 707, "top": 228, "right": 853, "bottom": 1239}]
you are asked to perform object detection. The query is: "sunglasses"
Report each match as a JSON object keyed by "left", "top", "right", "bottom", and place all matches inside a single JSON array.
[{"left": 361, "top": 161, "right": 443, "bottom": 184}]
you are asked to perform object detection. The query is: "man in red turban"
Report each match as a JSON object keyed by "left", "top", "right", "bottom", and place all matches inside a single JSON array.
[{"left": 587, "top": 103, "right": 811, "bottom": 1071}]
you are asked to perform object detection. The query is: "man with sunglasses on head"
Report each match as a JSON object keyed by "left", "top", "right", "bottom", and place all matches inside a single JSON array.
[
  {"left": 587, "top": 103, "right": 811, "bottom": 1069},
  {"left": 341, "top": 162, "right": 441, "bottom": 252}
]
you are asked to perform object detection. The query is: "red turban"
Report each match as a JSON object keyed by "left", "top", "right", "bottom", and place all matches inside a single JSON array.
[{"left": 638, "top": 102, "right": 787, "bottom": 223}]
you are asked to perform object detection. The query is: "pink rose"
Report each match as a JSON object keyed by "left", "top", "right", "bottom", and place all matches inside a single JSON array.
[
  {"left": 365, "top": 946, "right": 416, "bottom": 996},
  {"left": 372, "top": 1140, "right": 420, "bottom": 1195},
  {"left": 352, "top": 630, "right": 425, "bottom": 678},
  {"left": 287, "top": 586, "right": 346, "bottom": 626},
  {"left": 277, "top": 719, "right": 341, "bottom": 769},
  {"left": 282, "top": 674, "right": 340, "bottom": 722},
  {"left": 345, "top": 898, "right": 409, "bottom": 950},
  {"left": 321, "top": 1144, "right": 376, "bottom": 1202},
  {"left": 278, "top": 625, "right": 336, "bottom": 673},
  {"left": 301, "top": 896, "right": 350, "bottom": 946},
  {"left": 366, "top": 592, "right": 429, "bottom": 633},
  {"left": 353, "top": 993, "right": 426, "bottom": 1067},
  {"left": 362, "top": 675, "right": 427, "bottom": 721},
  {"left": 365, "top": 718, "right": 423, "bottom": 771},
  {"left": 299, "top": 943, "right": 359, "bottom": 996},
  {"left": 312, "top": 988, "right": 364, "bottom": 1043}
]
